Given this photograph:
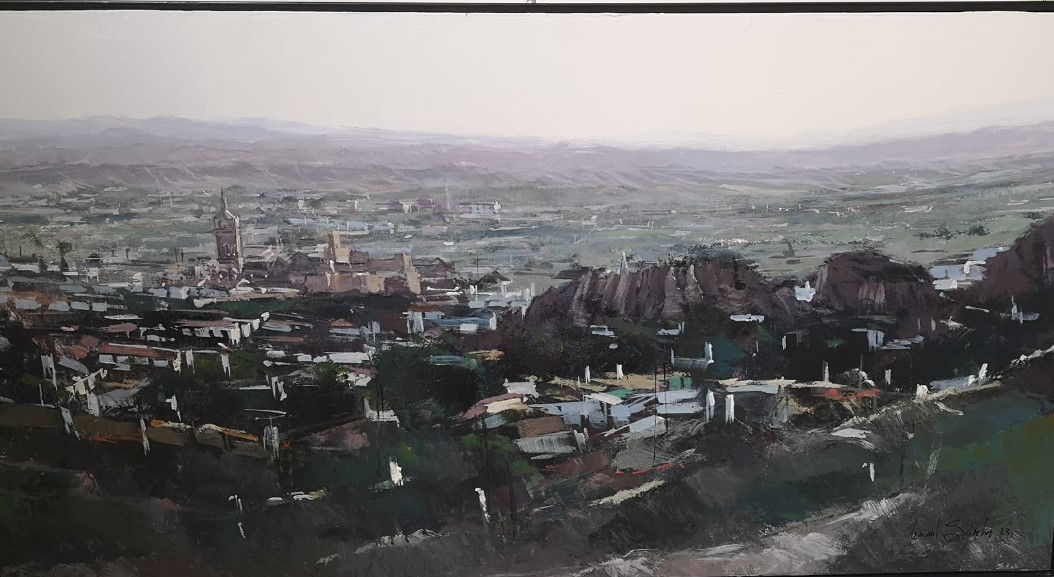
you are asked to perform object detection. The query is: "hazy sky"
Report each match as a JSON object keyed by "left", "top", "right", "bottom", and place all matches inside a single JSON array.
[{"left": 2, "top": 10, "right": 1054, "bottom": 147}]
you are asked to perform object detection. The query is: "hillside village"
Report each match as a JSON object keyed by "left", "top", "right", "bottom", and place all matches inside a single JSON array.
[
  {"left": 0, "top": 182, "right": 1036, "bottom": 486},
  {"left": 1, "top": 184, "right": 1053, "bottom": 577}
]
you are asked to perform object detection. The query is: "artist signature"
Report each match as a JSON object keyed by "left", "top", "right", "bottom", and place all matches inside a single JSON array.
[{"left": 909, "top": 518, "right": 1021, "bottom": 542}]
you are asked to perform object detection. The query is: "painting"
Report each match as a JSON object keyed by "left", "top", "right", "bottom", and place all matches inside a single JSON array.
[{"left": 0, "top": 4, "right": 1052, "bottom": 577}]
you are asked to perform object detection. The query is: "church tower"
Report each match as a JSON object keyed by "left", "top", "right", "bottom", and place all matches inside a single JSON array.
[{"left": 213, "top": 188, "right": 244, "bottom": 270}]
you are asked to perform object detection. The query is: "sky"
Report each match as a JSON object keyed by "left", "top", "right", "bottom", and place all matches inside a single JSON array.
[{"left": 1, "top": 10, "right": 1054, "bottom": 148}]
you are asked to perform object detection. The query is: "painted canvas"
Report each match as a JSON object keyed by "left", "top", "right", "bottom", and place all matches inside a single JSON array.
[{"left": 0, "top": 5, "right": 1052, "bottom": 577}]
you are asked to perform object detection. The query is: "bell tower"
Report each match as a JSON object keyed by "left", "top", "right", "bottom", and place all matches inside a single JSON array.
[{"left": 213, "top": 188, "right": 244, "bottom": 270}]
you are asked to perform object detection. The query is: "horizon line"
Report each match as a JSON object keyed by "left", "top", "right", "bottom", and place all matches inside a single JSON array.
[{"left": 3, "top": 112, "right": 1054, "bottom": 153}]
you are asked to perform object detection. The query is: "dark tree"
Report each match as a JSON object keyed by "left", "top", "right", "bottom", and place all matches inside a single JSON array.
[{"left": 57, "top": 241, "right": 73, "bottom": 272}]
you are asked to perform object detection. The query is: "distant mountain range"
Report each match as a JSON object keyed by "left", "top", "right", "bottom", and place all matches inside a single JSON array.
[
  {"left": 2, "top": 116, "right": 1054, "bottom": 196},
  {"left": 0, "top": 116, "right": 556, "bottom": 149}
]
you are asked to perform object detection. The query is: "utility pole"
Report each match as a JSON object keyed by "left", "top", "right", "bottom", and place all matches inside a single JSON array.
[
  {"left": 370, "top": 349, "right": 387, "bottom": 484},
  {"left": 504, "top": 456, "right": 518, "bottom": 536},
  {"left": 652, "top": 360, "right": 660, "bottom": 466},
  {"left": 480, "top": 403, "right": 492, "bottom": 530},
  {"left": 899, "top": 420, "right": 914, "bottom": 491}
]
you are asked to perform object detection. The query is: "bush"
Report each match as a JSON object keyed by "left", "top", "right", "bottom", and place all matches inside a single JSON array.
[{"left": 915, "top": 224, "right": 955, "bottom": 240}]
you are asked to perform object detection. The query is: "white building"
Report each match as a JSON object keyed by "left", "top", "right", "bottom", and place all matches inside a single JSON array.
[{"left": 457, "top": 201, "right": 501, "bottom": 215}]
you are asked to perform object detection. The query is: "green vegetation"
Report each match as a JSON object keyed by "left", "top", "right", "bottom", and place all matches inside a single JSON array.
[
  {"left": 371, "top": 345, "right": 483, "bottom": 423},
  {"left": 917, "top": 223, "right": 991, "bottom": 240},
  {"left": 457, "top": 433, "right": 538, "bottom": 483}
]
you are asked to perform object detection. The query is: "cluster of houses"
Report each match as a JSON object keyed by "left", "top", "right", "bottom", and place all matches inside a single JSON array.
[
  {"left": 385, "top": 197, "right": 501, "bottom": 216},
  {"left": 447, "top": 353, "right": 896, "bottom": 476},
  {"left": 0, "top": 191, "right": 536, "bottom": 465},
  {"left": 212, "top": 191, "right": 457, "bottom": 298},
  {"left": 0, "top": 276, "right": 439, "bottom": 462},
  {"left": 453, "top": 358, "right": 717, "bottom": 464},
  {"left": 444, "top": 306, "right": 963, "bottom": 479}
]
